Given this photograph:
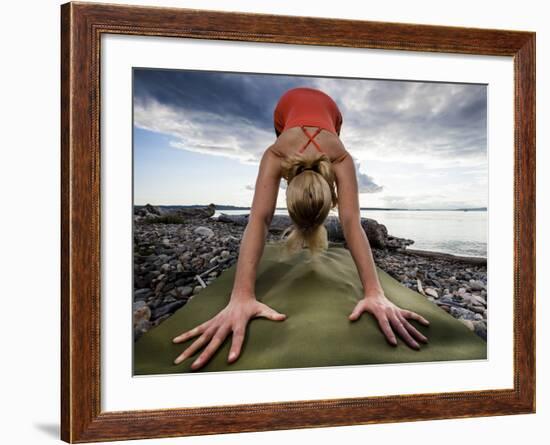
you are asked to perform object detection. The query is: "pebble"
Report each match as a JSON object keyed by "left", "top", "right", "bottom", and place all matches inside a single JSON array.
[
  {"left": 470, "top": 305, "right": 486, "bottom": 314},
  {"left": 449, "top": 306, "right": 478, "bottom": 321},
  {"left": 469, "top": 279, "right": 486, "bottom": 291},
  {"left": 151, "top": 300, "right": 187, "bottom": 320},
  {"left": 133, "top": 301, "right": 151, "bottom": 325},
  {"left": 154, "top": 280, "right": 165, "bottom": 294},
  {"left": 176, "top": 286, "right": 193, "bottom": 299},
  {"left": 194, "top": 226, "right": 215, "bottom": 238},
  {"left": 424, "top": 287, "right": 439, "bottom": 299},
  {"left": 134, "top": 319, "right": 152, "bottom": 341},
  {"left": 473, "top": 320, "right": 487, "bottom": 340},
  {"left": 459, "top": 319, "right": 475, "bottom": 331},
  {"left": 134, "top": 288, "right": 151, "bottom": 301}
]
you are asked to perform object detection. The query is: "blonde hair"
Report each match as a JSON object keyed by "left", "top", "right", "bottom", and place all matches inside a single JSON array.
[{"left": 280, "top": 151, "right": 338, "bottom": 256}]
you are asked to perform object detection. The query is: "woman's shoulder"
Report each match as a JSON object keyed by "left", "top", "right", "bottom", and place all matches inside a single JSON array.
[
  {"left": 325, "top": 136, "right": 350, "bottom": 164},
  {"left": 265, "top": 144, "right": 285, "bottom": 160},
  {"left": 330, "top": 149, "right": 351, "bottom": 165},
  {"left": 260, "top": 145, "right": 287, "bottom": 178}
]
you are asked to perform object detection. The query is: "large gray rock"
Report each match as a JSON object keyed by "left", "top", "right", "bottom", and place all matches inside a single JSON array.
[{"left": 134, "top": 203, "right": 163, "bottom": 217}]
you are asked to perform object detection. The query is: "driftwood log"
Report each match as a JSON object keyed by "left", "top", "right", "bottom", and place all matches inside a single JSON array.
[
  {"left": 216, "top": 213, "right": 414, "bottom": 250},
  {"left": 171, "top": 203, "right": 216, "bottom": 219},
  {"left": 134, "top": 203, "right": 216, "bottom": 223},
  {"left": 403, "top": 248, "right": 487, "bottom": 266}
]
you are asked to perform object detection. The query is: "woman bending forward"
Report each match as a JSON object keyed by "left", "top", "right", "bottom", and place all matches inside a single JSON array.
[{"left": 172, "top": 87, "right": 430, "bottom": 370}]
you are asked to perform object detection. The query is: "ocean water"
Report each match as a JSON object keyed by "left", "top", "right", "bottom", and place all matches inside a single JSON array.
[{"left": 213, "top": 209, "right": 487, "bottom": 258}]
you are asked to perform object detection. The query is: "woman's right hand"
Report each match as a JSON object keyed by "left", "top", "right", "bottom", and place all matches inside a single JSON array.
[{"left": 172, "top": 295, "right": 287, "bottom": 371}]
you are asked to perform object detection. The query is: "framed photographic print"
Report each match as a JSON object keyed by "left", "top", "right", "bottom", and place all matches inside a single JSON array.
[{"left": 60, "top": 1, "right": 536, "bottom": 442}]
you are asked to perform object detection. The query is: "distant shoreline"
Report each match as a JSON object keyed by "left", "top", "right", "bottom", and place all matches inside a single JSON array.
[{"left": 134, "top": 204, "right": 488, "bottom": 212}]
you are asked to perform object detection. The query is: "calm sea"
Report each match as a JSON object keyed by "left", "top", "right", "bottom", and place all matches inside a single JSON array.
[{"left": 213, "top": 209, "right": 487, "bottom": 258}]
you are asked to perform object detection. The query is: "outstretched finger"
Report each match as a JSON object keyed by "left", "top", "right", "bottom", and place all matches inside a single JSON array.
[
  {"left": 374, "top": 313, "right": 397, "bottom": 346},
  {"left": 398, "top": 313, "right": 428, "bottom": 344},
  {"left": 348, "top": 303, "right": 364, "bottom": 321},
  {"left": 172, "top": 320, "right": 211, "bottom": 344},
  {"left": 256, "top": 304, "right": 286, "bottom": 321},
  {"left": 228, "top": 325, "right": 246, "bottom": 364},
  {"left": 191, "top": 326, "right": 231, "bottom": 370},
  {"left": 389, "top": 314, "right": 420, "bottom": 350},
  {"left": 401, "top": 310, "right": 430, "bottom": 326},
  {"left": 173, "top": 328, "right": 215, "bottom": 365}
]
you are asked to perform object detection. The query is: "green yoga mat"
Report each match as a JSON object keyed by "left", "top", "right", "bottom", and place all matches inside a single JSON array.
[{"left": 134, "top": 242, "right": 486, "bottom": 375}]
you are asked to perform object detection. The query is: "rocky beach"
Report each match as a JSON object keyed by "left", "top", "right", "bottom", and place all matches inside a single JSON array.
[{"left": 133, "top": 204, "right": 487, "bottom": 342}]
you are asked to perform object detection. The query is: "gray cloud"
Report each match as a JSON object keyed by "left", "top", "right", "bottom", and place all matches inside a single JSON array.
[
  {"left": 315, "top": 78, "right": 487, "bottom": 167},
  {"left": 134, "top": 96, "right": 271, "bottom": 164},
  {"left": 353, "top": 158, "right": 383, "bottom": 193}
]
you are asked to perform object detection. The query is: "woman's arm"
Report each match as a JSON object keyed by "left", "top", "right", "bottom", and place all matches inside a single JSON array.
[
  {"left": 172, "top": 148, "right": 287, "bottom": 370},
  {"left": 332, "top": 156, "right": 430, "bottom": 349},
  {"left": 230, "top": 148, "right": 283, "bottom": 299}
]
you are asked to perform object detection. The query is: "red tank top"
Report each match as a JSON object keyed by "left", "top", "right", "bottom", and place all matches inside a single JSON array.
[
  {"left": 274, "top": 87, "right": 343, "bottom": 137},
  {"left": 272, "top": 87, "right": 346, "bottom": 162}
]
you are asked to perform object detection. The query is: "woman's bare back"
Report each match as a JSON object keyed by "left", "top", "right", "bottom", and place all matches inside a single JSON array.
[{"left": 269, "top": 126, "right": 349, "bottom": 163}]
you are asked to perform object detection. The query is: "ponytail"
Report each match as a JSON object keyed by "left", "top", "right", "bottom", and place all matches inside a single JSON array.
[
  {"left": 280, "top": 151, "right": 337, "bottom": 256},
  {"left": 281, "top": 223, "right": 329, "bottom": 256}
]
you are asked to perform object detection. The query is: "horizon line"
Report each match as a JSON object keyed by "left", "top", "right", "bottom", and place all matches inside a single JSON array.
[{"left": 134, "top": 203, "right": 488, "bottom": 211}]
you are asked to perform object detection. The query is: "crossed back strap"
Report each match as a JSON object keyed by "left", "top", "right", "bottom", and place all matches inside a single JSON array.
[{"left": 297, "top": 126, "right": 324, "bottom": 153}]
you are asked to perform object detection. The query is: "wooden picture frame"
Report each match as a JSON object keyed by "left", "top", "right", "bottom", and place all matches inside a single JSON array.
[{"left": 60, "top": 1, "right": 536, "bottom": 442}]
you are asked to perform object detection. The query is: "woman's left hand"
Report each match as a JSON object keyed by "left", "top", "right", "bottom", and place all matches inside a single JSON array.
[{"left": 348, "top": 293, "right": 430, "bottom": 350}]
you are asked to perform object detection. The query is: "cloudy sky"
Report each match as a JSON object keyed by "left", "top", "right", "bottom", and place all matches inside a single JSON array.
[{"left": 133, "top": 68, "right": 487, "bottom": 209}]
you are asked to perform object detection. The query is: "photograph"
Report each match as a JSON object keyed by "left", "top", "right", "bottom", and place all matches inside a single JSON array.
[{"left": 132, "top": 68, "right": 488, "bottom": 375}]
